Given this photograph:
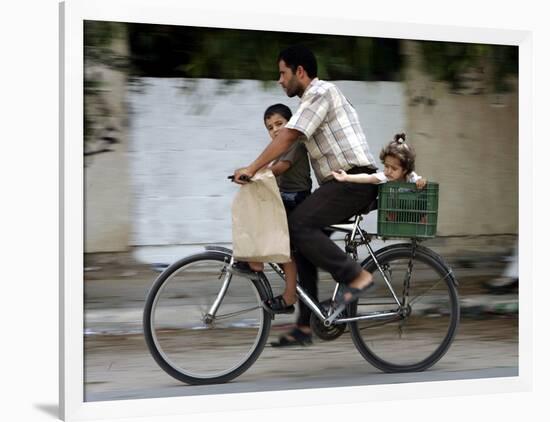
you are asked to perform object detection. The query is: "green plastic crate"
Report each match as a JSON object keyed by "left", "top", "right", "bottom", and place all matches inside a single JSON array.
[{"left": 377, "top": 182, "right": 439, "bottom": 239}]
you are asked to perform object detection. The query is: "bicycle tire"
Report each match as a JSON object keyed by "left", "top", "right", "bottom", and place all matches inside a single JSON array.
[
  {"left": 349, "top": 244, "right": 459, "bottom": 373},
  {"left": 143, "top": 251, "right": 272, "bottom": 385}
]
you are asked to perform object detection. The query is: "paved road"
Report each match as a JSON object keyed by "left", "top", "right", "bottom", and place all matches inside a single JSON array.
[
  {"left": 83, "top": 259, "right": 518, "bottom": 402},
  {"left": 84, "top": 317, "right": 517, "bottom": 402}
]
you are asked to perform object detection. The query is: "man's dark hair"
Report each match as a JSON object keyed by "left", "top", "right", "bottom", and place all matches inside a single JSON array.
[
  {"left": 277, "top": 45, "right": 318, "bottom": 79},
  {"left": 263, "top": 103, "right": 292, "bottom": 122}
]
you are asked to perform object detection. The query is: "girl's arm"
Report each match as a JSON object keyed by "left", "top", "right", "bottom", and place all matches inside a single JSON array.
[
  {"left": 408, "top": 171, "right": 427, "bottom": 189},
  {"left": 332, "top": 170, "right": 380, "bottom": 184},
  {"left": 415, "top": 178, "right": 427, "bottom": 189}
]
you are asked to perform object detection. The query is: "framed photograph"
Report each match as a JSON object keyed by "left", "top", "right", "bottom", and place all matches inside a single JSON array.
[{"left": 61, "top": 0, "right": 532, "bottom": 420}]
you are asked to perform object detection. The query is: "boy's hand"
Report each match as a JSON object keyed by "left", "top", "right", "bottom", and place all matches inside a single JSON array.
[
  {"left": 416, "top": 178, "right": 427, "bottom": 189},
  {"left": 332, "top": 169, "right": 348, "bottom": 182}
]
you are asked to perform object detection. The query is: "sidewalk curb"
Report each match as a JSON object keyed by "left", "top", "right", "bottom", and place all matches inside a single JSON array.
[
  {"left": 460, "top": 294, "right": 518, "bottom": 317},
  {"left": 84, "top": 293, "right": 518, "bottom": 337}
]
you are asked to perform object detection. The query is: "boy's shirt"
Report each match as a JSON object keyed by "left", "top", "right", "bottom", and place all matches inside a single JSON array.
[{"left": 274, "top": 140, "right": 312, "bottom": 193}]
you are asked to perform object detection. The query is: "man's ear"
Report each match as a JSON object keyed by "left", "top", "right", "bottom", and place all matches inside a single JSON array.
[{"left": 296, "top": 65, "right": 306, "bottom": 78}]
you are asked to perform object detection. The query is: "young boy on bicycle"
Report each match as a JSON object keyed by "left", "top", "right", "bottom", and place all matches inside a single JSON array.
[{"left": 246, "top": 104, "right": 314, "bottom": 319}]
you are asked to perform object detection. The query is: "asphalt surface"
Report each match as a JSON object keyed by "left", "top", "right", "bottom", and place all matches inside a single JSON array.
[{"left": 83, "top": 252, "right": 518, "bottom": 402}]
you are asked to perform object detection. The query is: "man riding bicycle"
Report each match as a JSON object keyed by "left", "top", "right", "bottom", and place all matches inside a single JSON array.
[{"left": 233, "top": 45, "right": 377, "bottom": 312}]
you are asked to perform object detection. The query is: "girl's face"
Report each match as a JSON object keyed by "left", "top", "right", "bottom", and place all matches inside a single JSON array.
[
  {"left": 383, "top": 155, "right": 407, "bottom": 181},
  {"left": 264, "top": 113, "right": 288, "bottom": 140}
]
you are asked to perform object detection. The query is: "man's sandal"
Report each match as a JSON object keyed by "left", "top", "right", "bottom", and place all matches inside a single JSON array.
[
  {"left": 331, "top": 281, "right": 375, "bottom": 316},
  {"left": 263, "top": 295, "right": 295, "bottom": 315},
  {"left": 270, "top": 327, "right": 312, "bottom": 347}
]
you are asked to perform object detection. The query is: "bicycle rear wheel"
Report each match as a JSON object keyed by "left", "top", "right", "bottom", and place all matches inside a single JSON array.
[
  {"left": 349, "top": 244, "right": 459, "bottom": 373},
  {"left": 143, "top": 251, "right": 271, "bottom": 385}
]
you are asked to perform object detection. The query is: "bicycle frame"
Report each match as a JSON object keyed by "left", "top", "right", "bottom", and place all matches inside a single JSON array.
[
  {"left": 268, "top": 214, "right": 412, "bottom": 327},
  {"left": 204, "top": 215, "right": 418, "bottom": 327}
]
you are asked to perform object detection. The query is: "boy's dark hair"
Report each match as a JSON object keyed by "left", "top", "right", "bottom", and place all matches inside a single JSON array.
[
  {"left": 277, "top": 45, "right": 318, "bottom": 79},
  {"left": 379, "top": 133, "right": 416, "bottom": 175},
  {"left": 264, "top": 103, "right": 292, "bottom": 122}
]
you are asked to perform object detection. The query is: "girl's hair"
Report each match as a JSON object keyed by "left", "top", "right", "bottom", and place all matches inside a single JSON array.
[
  {"left": 379, "top": 133, "right": 416, "bottom": 175},
  {"left": 264, "top": 103, "right": 292, "bottom": 122}
]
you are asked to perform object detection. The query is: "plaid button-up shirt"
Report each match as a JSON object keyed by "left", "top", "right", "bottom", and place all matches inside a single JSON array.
[{"left": 285, "top": 78, "right": 376, "bottom": 184}]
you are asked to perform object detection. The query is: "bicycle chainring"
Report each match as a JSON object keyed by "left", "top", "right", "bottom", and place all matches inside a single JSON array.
[{"left": 310, "top": 300, "right": 347, "bottom": 341}]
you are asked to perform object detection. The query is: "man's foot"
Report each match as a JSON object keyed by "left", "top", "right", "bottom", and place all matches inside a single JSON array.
[
  {"left": 270, "top": 327, "right": 312, "bottom": 347},
  {"left": 342, "top": 271, "right": 374, "bottom": 303},
  {"left": 331, "top": 271, "right": 375, "bottom": 317}
]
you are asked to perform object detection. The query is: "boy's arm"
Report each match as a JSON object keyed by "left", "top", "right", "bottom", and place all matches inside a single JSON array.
[
  {"left": 269, "top": 160, "right": 291, "bottom": 176},
  {"left": 233, "top": 128, "right": 301, "bottom": 184}
]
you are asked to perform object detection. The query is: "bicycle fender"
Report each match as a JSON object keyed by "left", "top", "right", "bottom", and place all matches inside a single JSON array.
[
  {"left": 203, "top": 245, "right": 275, "bottom": 306},
  {"left": 360, "top": 243, "right": 459, "bottom": 288},
  {"left": 204, "top": 245, "right": 233, "bottom": 257}
]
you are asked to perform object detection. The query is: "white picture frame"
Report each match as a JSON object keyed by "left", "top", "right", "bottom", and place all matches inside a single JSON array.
[{"left": 60, "top": 0, "right": 533, "bottom": 420}]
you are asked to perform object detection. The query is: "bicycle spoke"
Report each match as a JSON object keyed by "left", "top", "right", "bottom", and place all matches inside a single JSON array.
[
  {"left": 408, "top": 270, "right": 453, "bottom": 306},
  {"left": 209, "top": 306, "right": 263, "bottom": 321},
  {"left": 143, "top": 252, "right": 271, "bottom": 384},
  {"left": 350, "top": 246, "right": 459, "bottom": 372}
]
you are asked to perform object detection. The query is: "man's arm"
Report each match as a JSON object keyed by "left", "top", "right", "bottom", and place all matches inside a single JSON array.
[{"left": 233, "top": 128, "right": 301, "bottom": 184}]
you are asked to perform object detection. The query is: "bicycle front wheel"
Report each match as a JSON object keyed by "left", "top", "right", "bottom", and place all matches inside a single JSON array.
[
  {"left": 349, "top": 244, "right": 459, "bottom": 373},
  {"left": 143, "top": 251, "right": 271, "bottom": 385}
]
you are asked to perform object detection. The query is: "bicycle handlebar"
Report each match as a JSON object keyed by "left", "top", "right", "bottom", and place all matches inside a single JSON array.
[{"left": 227, "top": 175, "right": 251, "bottom": 182}]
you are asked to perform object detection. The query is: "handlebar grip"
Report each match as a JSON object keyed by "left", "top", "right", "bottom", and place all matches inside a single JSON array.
[{"left": 227, "top": 175, "right": 251, "bottom": 182}]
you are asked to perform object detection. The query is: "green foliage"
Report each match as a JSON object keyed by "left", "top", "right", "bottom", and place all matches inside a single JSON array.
[
  {"left": 126, "top": 23, "right": 402, "bottom": 82},
  {"left": 419, "top": 41, "right": 518, "bottom": 93},
  {"left": 84, "top": 21, "right": 519, "bottom": 91},
  {"left": 84, "top": 21, "right": 128, "bottom": 150},
  {"left": 84, "top": 21, "right": 128, "bottom": 70},
  {"left": 83, "top": 21, "right": 519, "bottom": 155}
]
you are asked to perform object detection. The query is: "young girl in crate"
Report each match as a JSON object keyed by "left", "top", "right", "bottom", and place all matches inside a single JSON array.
[
  {"left": 332, "top": 133, "right": 426, "bottom": 188},
  {"left": 332, "top": 134, "right": 427, "bottom": 224}
]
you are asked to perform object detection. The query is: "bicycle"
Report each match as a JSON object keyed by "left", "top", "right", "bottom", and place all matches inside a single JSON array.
[{"left": 143, "top": 181, "right": 460, "bottom": 385}]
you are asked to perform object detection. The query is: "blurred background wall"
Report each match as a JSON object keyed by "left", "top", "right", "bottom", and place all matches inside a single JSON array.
[
  {"left": 83, "top": 22, "right": 518, "bottom": 263},
  {"left": 126, "top": 78, "right": 406, "bottom": 262},
  {"left": 84, "top": 25, "right": 130, "bottom": 252},
  {"left": 403, "top": 41, "right": 518, "bottom": 235}
]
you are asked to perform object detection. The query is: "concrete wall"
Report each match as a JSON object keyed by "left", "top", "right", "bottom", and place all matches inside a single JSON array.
[
  {"left": 126, "top": 78, "right": 406, "bottom": 262},
  {"left": 84, "top": 46, "right": 519, "bottom": 260},
  {"left": 84, "top": 34, "right": 130, "bottom": 253},
  {"left": 403, "top": 41, "right": 518, "bottom": 235}
]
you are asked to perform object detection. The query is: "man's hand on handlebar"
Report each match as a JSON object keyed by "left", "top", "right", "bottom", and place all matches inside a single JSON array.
[{"left": 231, "top": 167, "right": 254, "bottom": 184}]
